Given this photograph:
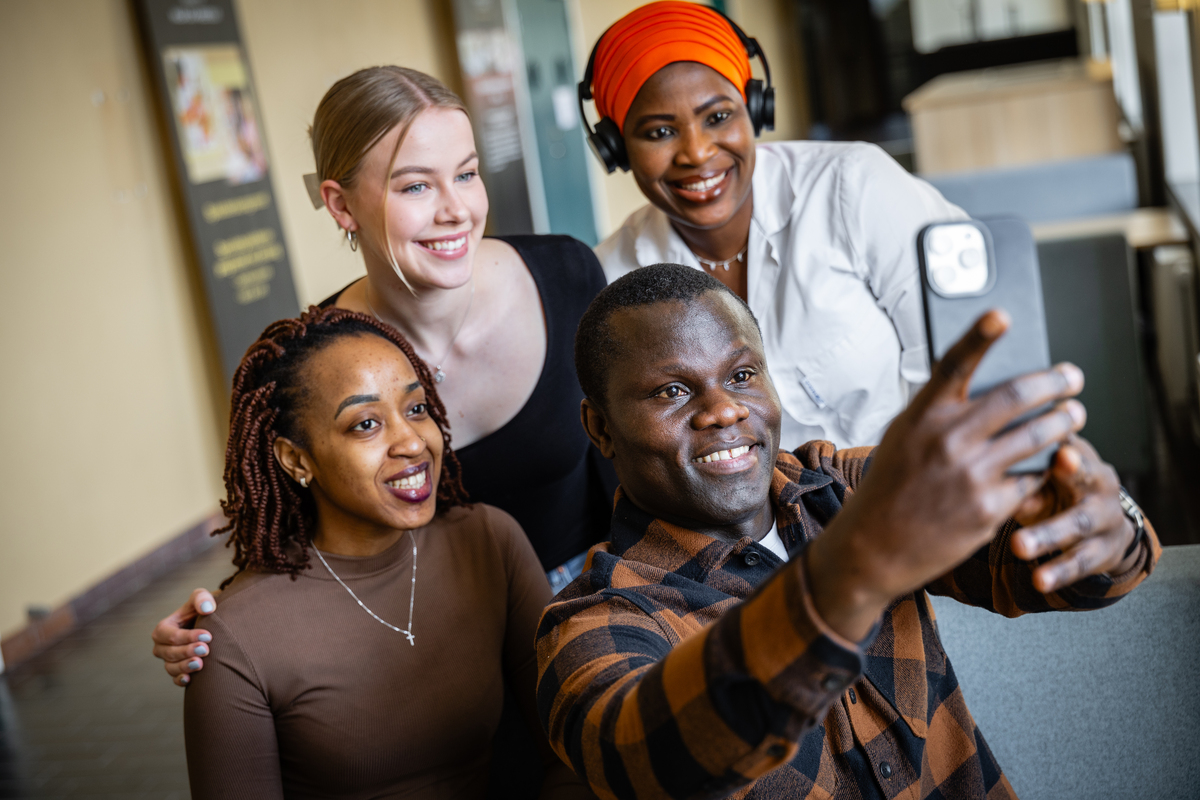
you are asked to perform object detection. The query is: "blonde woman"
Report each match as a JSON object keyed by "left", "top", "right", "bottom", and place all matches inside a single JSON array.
[{"left": 153, "top": 67, "right": 617, "bottom": 683}]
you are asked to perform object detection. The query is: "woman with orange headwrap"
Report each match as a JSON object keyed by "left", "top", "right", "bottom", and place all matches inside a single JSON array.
[{"left": 584, "top": 0, "right": 967, "bottom": 450}]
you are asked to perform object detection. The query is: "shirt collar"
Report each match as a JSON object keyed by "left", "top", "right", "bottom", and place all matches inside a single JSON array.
[
  {"left": 631, "top": 145, "right": 794, "bottom": 269},
  {"left": 749, "top": 144, "right": 792, "bottom": 239}
]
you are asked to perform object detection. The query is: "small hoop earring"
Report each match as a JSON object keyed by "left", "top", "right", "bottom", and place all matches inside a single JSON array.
[
  {"left": 346, "top": 229, "right": 358, "bottom": 252},
  {"left": 299, "top": 477, "right": 308, "bottom": 488}
]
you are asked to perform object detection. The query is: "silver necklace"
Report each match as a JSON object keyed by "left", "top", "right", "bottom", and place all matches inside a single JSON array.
[
  {"left": 694, "top": 244, "right": 748, "bottom": 272},
  {"left": 365, "top": 280, "right": 476, "bottom": 383},
  {"left": 312, "top": 532, "right": 417, "bottom": 645}
]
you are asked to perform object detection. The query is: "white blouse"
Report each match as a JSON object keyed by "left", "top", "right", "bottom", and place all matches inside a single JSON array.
[{"left": 595, "top": 140, "right": 966, "bottom": 450}]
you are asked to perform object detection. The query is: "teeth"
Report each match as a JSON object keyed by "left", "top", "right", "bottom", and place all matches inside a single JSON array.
[
  {"left": 692, "top": 445, "right": 750, "bottom": 464},
  {"left": 422, "top": 236, "right": 467, "bottom": 251},
  {"left": 387, "top": 470, "right": 428, "bottom": 490},
  {"left": 680, "top": 172, "right": 727, "bottom": 192}
]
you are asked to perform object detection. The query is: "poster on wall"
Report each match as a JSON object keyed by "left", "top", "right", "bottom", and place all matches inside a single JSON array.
[{"left": 135, "top": 0, "right": 299, "bottom": 385}]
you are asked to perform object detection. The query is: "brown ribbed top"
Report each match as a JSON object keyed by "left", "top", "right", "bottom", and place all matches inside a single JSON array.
[{"left": 184, "top": 503, "right": 552, "bottom": 799}]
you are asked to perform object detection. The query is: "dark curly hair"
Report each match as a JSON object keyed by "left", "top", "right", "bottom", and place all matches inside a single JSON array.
[
  {"left": 574, "top": 263, "right": 759, "bottom": 406},
  {"left": 215, "top": 304, "right": 469, "bottom": 588}
]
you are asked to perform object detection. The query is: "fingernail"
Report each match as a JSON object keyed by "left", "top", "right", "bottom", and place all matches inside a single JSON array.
[
  {"left": 195, "top": 644, "right": 209, "bottom": 657},
  {"left": 180, "top": 675, "right": 190, "bottom": 685},
  {"left": 1060, "top": 363, "right": 1084, "bottom": 391},
  {"left": 198, "top": 633, "right": 212, "bottom": 643},
  {"left": 981, "top": 310, "right": 1009, "bottom": 337},
  {"left": 200, "top": 601, "right": 215, "bottom": 614},
  {"left": 188, "top": 659, "right": 201, "bottom": 671},
  {"left": 1067, "top": 400, "right": 1086, "bottom": 426}
]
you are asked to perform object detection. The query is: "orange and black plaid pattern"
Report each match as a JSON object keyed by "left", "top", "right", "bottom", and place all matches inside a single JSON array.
[{"left": 536, "top": 441, "right": 1160, "bottom": 800}]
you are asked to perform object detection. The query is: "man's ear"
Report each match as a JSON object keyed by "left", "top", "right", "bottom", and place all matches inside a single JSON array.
[
  {"left": 580, "top": 398, "right": 616, "bottom": 459},
  {"left": 273, "top": 436, "right": 314, "bottom": 487},
  {"left": 321, "top": 179, "right": 358, "bottom": 234}
]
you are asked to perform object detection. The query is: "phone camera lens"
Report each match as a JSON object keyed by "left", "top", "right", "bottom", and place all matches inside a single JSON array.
[
  {"left": 929, "top": 231, "right": 952, "bottom": 255},
  {"left": 959, "top": 248, "right": 983, "bottom": 268},
  {"left": 934, "top": 266, "right": 958, "bottom": 291}
]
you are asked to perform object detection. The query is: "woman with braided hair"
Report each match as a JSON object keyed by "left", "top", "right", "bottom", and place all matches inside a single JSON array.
[{"left": 182, "top": 304, "right": 586, "bottom": 799}]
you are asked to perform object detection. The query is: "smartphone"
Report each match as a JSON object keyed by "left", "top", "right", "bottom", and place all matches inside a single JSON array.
[{"left": 918, "top": 218, "right": 1055, "bottom": 473}]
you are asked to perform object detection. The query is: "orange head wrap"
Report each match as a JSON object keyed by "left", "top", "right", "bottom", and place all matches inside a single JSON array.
[{"left": 590, "top": 1, "right": 751, "bottom": 133}]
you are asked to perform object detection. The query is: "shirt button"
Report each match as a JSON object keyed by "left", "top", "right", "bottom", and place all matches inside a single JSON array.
[
  {"left": 743, "top": 551, "right": 761, "bottom": 566},
  {"left": 848, "top": 687, "right": 857, "bottom": 704},
  {"left": 820, "top": 675, "right": 841, "bottom": 692},
  {"left": 879, "top": 762, "right": 893, "bottom": 779}
]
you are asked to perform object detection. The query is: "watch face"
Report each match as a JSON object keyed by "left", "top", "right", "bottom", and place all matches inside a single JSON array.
[
  {"left": 1118, "top": 489, "right": 1144, "bottom": 524},
  {"left": 1117, "top": 489, "right": 1146, "bottom": 566}
]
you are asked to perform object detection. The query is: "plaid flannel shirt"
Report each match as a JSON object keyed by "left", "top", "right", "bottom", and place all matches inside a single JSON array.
[{"left": 536, "top": 441, "right": 1160, "bottom": 800}]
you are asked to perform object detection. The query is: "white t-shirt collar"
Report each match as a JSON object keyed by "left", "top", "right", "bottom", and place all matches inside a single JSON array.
[{"left": 757, "top": 519, "right": 788, "bottom": 561}]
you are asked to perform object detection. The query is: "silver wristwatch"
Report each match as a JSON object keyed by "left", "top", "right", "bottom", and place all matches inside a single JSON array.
[{"left": 1117, "top": 487, "right": 1146, "bottom": 560}]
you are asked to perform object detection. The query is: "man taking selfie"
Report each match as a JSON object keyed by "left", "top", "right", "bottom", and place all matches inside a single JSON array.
[{"left": 537, "top": 264, "right": 1158, "bottom": 800}]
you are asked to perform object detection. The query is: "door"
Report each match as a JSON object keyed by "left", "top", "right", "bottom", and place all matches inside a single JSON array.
[{"left": 515, "top": 0, "right": 598, "bottom": 245}]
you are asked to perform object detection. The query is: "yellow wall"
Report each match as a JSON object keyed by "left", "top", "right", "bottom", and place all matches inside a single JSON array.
[
  {"left": 236, "top": 0, "right": 461, "bottom": 305},
  {"left": 0, "top": 0, "right": 806, "bottom": 640},
  {"left": 0, "top": 0, "right": 456, "bottom": 640},
  {"left": 0, "top": 0, "right": 224, "bottom": 638}
]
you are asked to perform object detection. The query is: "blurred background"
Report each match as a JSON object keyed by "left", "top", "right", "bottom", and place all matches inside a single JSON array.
[{"left": 1, "top": 0, "right": 1199, "bottom": 795}]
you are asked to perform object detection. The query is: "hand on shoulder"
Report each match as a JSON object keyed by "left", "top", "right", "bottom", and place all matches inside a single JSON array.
[{"left": 150, "top": 587, "right": 218, "bottom": 687}]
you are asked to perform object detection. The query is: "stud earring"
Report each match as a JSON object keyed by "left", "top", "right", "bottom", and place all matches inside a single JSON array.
[
  {"left": 299, "top": 477, "right": 308, "bottom": 488},
  {"left": 346, "top": 228, "right": 358, "bottom": 252}
]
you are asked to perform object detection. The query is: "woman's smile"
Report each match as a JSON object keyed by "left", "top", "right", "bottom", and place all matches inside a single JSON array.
[
  {"left": 416, "top": 232, "right": 470, "bottom": 259},
  {"left": 669, "top": 167, "right": 733, "bottom": 204},
  {"left": 384, "top": 461, "right": 433, "bottom": 503},
  {"left": 623, "top": 63, "right": 755, "bottom": 233}
]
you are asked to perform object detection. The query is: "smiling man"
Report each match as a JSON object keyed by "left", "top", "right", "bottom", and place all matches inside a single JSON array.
[{"left": 537, "top": 264, "right": 1159, "bottom": 800}]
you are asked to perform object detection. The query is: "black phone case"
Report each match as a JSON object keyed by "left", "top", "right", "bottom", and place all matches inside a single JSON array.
[{"left": 919, "top": 217, "right": 1054, "bottom": 473}]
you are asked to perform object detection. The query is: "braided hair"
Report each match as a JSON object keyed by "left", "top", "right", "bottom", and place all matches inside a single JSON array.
[{"left": 215, "top": 304, "right": 469, "bottom": 588}]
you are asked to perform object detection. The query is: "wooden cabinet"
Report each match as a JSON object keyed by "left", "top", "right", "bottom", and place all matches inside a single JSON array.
[{"left": 903, "top": 58, "right": 1124, "bottom": 175}]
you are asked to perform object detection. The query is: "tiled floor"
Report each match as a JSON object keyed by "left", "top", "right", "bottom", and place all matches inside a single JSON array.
[{"left": 0, "top": 543, "right": 235, "bottom": 799}]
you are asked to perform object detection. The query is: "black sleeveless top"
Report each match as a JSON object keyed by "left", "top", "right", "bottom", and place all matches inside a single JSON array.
[{"left": 322, "top": 235, "right": 617, "bottom": 570}]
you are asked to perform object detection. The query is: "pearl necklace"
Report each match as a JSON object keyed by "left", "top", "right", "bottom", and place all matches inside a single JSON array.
[
  {"left": 313, "top": 532, "right": 417, "bottom": 645},
  {"left": 694, "top": 244, "right": 748, "bottom": 272}
]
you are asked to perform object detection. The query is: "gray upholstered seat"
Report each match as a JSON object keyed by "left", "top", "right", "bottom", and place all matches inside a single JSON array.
[
  {"left": 929, "top": 544, "right": 1200, "bottom": 799},
  {"left": 924, "top": 154, "right": 1139, "bottom": 223}
]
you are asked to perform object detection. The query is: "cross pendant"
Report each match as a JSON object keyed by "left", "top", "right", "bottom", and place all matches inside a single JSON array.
[{"left": 404, "top": 630, "right": 416, "bottom": 646}]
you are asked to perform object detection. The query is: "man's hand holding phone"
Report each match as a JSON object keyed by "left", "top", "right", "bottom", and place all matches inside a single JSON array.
[
  {"left": 806, "top": 311, "right": 1138, "bottom": 642},
  {"left": 1011, "top": 434, "right": 1140, "bottom": 592}
]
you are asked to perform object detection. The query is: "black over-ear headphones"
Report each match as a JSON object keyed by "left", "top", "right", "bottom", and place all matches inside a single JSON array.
[{"left": 576, "top": 7, "right": 775, "bottom": 174}]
